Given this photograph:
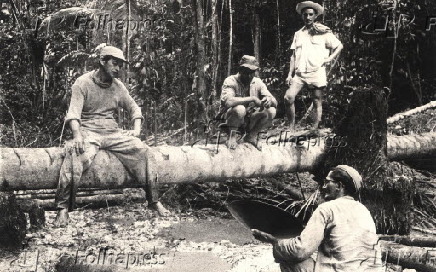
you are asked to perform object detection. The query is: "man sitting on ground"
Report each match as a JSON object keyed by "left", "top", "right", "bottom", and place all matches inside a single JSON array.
[
  {"left": 253, "top": 165, "right": 385, "bottom": 272},
  {"left": 219, "top": 55, "right": 277, "bottom": 149}
]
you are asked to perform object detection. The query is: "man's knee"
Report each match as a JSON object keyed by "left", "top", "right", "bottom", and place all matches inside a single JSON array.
[
  {"left": 265, "top": 107, "right": 277, "bottom": 120},
  {"left": 227, "top": 105, "right": 247, "bottom": 119},
  {"left": 284, "top": 94, "right": 296, "bottom": 105}
]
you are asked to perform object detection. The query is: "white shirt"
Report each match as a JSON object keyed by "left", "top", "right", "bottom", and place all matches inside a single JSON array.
[{"left": 291, "top": 26, "right": 342, "bottom": 73}]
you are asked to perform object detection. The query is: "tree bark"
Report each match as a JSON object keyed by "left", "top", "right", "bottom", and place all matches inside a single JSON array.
[
  {"left": 1, "top": 132, "right": 434, "bottom": 191},
  {"left": 17, "top": 192, "right": 145, "bottom": 210},
  {"left": 313, "top": 88, "right": 413, "bottom": 234},
  {"left": 380, "top": 241, "right": 436, "bottom": 272},
  {"left": 227, "top": 0, "right": 233, "bottom": 76},
  {"left": 253, "top": 1, "right": 261, "bottom": 74}
]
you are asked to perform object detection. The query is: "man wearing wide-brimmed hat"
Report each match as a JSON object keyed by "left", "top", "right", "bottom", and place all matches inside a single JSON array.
[
  {"left": 252, "top": 165, "right": 384, "bottom": 272},
  {"left": 54, "top": 45, "right": 170, "bottom": 227},
  {"left": 284, "top": 1, "right": 343, "bottom": 131},
  {"left": 219, "top": 55, "right": 277, "bottom": 149}
]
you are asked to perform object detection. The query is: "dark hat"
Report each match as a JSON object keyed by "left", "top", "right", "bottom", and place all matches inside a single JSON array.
[
  {"left": 296, "top": 1, "right": 324, "bottom": 15},
  {"left": 239, "top": 55, "right": 259, "bottom": 70}
]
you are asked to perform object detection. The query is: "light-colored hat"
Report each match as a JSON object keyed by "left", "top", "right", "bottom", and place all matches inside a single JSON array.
[
  {"left": 99, "top": 45, "right": 127, "bottom": 62},
  {"left": 296, "top": 1, "right": 324, "bottom": 15},
  {"left": 239, "top": 55, "right": 259, "bottom": 70},
  {"left": 332, "top": 165, "right": 363, "bottom": 192}
]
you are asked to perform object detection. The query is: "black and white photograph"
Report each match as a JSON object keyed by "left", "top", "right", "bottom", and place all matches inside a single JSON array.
[{"left": 0, "top": 0, "right": 435, "bottom": 271}]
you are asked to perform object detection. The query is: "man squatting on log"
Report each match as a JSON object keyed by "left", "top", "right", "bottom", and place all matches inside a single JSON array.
[
  {"left": 219, "top": 55, "right": 278, "bottom": 149},
  {"left": 54, "top": 45, "right": 170, "bottom": 227},
  {"left": 284, "top": 1, "right": 343, "bottom": 131},
  {"left": 252, "top": 165, "right": 385, "bottom": 272}
]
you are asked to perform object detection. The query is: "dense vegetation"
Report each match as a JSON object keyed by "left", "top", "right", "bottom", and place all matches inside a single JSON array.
[{"left": 0, "top": 0, "right": 435, "bottom": 147}]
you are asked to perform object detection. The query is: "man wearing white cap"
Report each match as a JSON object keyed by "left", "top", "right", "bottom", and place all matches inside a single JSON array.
[
  {"left": 54, "top": 45, "right": 170, "bottom": 227},
  {"left": 220, "top": 55, "right": 277, "bottom": 149},
  {"left": 252, "top": 165, "right": 384, "bottom": 272},
  {"left": 284, "top": 1, "right": 343, "bottom": 131}
]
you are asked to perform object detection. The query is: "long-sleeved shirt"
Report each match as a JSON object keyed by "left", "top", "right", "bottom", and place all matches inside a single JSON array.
[
  {"left": 274, "top": 196, "right": 385, "bottom": 272},
  {"left": 65, "top": 70, "right": 143, "bottom": 134}
]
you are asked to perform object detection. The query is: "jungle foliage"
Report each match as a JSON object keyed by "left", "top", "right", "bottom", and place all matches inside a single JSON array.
[{"left": 0, "top": 0, "right": 435, "bottom": 147}]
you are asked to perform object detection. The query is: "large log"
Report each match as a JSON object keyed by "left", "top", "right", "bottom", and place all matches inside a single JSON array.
[{"left": 1, "top": 133, "right": 435, "bottom": 190}]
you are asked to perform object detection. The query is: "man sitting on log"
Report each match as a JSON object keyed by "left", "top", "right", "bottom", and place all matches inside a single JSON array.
[
  {"left": 54, "top": 45, "right": 170, "bottom": 227},
  {"left": 252, "top": 165, "right": 384, "bottom": 272},
  {"left": 284, "top": 1, "right": 343, "bottom": 131},
  {"left": 219, "top": 55, "right": 277, "bottom": 149}
]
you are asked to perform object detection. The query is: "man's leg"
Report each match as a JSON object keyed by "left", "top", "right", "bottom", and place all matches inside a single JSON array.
[
  {"left": 310, "top": 87, "right": 324, "bottom": 129},
  {"left": 54, "top": 142, "right": 99, "bottom": 227},
  {"left": 245, "top": 107, "right": 277, "bottom": 148},
  {"left": 102, "top": 134, "right": 170, "bottom": 216},
  {"left": 225, "top": 105, "right": 246, "bottom": 149},
  {"left": 279, "top": 258, "right": 315, "bottom": 272},
  {"left": 284, "top": 80, "right": 304, "bottom": 131}
]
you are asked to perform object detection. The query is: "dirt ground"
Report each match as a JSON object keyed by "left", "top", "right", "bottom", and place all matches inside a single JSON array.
[{"left": 0, "top": 203, "right": 281, "bottom": 272}]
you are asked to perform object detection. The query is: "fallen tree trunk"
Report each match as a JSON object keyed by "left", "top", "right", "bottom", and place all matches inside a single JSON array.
[
  {"left": 380, "top": 241, "right": 436, "bottom": 272},
  {"left": 1, "top": 133, "right": 435, "bottom": 190},
  {"left": 387, "top": 101, "right": 436, "bottom": 124},
  {"left": 379, "top": 235, "right": 436, "bottom": 248},
  {"left": 16, "top": 193, "right": 145, "bottom": 210}
]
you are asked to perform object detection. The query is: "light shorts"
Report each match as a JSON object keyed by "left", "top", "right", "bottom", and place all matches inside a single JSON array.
[{"left": 292, "top": 67, "right": 327, "bottom": 88}]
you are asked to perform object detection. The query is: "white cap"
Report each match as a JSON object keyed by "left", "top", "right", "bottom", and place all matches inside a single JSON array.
[{"left": 99, "top": 46, "right": 127, "bottom": 62}]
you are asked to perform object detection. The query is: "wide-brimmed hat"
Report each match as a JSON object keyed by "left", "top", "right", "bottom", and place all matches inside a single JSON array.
[
  {"left": 296, "top": 1, "right": 324, "bottom": 15},
  {"left": 239, "top": 55, "right": 259, "bottom": 70},
  {"left": 330, "top": 165, "right": 363, "bottom": 192},
  {"left": 99, "top": 45, "right": 127, "bottom": 62}
]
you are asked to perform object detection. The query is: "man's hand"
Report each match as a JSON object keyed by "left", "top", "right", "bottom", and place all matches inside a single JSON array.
[
  {"left": 68, "top": 134, "right": 85, "bottom": 154},
  {"left": 121, "top": 130, "right": 140, "bottom": 137},
  {"left": 286, "top": 75, "right": 293, "bottom": 86},
  {"left": 323, "top": 57, "right": 332, "bottom": 66},
  {"left": 252, "top": 229, "right": 278, "bottom": 245},
  {"left": 251, "top": 96, "right": 263, "bottom": 107},
  {"left": 261, "top": 96, "right": 272, "bottom": 108}
]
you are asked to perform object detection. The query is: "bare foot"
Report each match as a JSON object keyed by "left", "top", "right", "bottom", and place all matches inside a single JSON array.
[
  {"left": 244, "top": 135, "right": 262, "bottom": 151},
  {"left": 149, "top": 201, "right": 171, "bottom": 217},
  {"left": 54, "top": 208, "right": 69, "bottom": 228},
  {"left": 226, "top": 131, "right": 239, "bottom": 150}
]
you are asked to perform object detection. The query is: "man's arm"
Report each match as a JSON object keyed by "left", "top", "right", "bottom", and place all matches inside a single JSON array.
[
  {"left": 119, "top": 85, "right": 144, "bottom": 137},
  {"left": 286, "top": 52, "right": 296, "bottom": 85},
  {"left": 272, "top": 206, "right": 328, "bottom": 262},
  {"left": 221, "top": 77, "right": 262, "bottom": 108},
  {"left": 69, "top": 119, "right": 85, "bottom": 154},
  {"left": 224, "top": 96, "right": 262, "bottom": 108},
  {"left": 324, "top": 43, "right": 343, "bottom": 64}
]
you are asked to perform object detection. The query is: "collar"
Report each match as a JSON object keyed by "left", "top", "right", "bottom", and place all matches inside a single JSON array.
[
  {"left": 92, "top": 70, "right": 113, "bottom": 88},
  {"left": 303, "top": 23, "right": 332, "bottom": 35}
]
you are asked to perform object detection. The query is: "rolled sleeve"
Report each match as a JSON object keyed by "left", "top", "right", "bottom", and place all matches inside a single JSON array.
[
  {"left": 325, "top": 33, "right": 342, "bottom": 50},
  {"left": 273, "top": 206, "right": 329, "bottom": 262},
  {"left": 220, "top": 79, "right": 237, "bottom": 105},
  {"left": 290, "top": 33, "right": 297, "bottom": 50},
  {"left": 65, "top": 83, "right": 85, "bottom": 124},
  {"left": 258, "top": 79, "right": 272, "bottom": 97}
]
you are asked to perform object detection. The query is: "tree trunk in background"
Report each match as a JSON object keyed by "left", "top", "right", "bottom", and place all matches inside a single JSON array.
[
  {"left": 314, "top": 88, "right": 413, "bottom": 235},
  {"left": 253, "top": 1, "right": 261, "bottom": 77},
  {"left": 195, "top": 0, "right": 207, "bottom": 100},
  {"left": 227, "top": 0, "right": 233, "bottom": 76},
  {"left": 211, "top": 0, "right": 220, "bottom": 97}
]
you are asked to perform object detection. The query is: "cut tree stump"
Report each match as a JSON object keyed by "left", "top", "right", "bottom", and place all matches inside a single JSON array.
[{"left": 313, "top": 88, "right": 414, "bottom": 234}]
